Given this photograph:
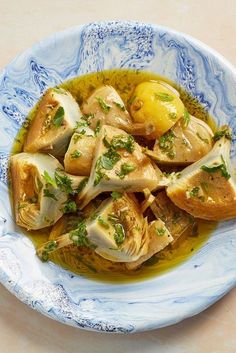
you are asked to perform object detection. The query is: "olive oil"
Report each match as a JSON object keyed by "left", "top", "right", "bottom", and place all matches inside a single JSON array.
[{"left": 11, "top": 69, "right": 217, "bottom": 283}]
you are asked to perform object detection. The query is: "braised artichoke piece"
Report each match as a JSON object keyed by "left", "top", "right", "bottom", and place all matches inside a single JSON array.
[
  {"left": 167, "top": 130, "right": 236, "bottom": 220},
  {"left": 87, "top": 193, "right": 148, "bottom": 262},
  {"left": 149, "top": 115, "right": 213, "bottom": 165},
  {"left": 77, "top": 125, "right": 162, "bottom": 209},
  {"left": 126, "top": 219, "right": 173, "bottom": 270},
  {"left": 24, "top": 88, "right": 82, "bottom": 156},
  {"left": 82, "top": 85, "right": 133, "bottom": 131},
  {"left": 11, "top": 153, "right": 67, "bottom": 230},
  {"left": 129, "top": 81, "right": 185, "bottom": 139},
  {"left": 150, "top": 191, "right": 196, "bottom": 245},
  {"left": 37, "top": 193, "right": 149, "bottom": 263},
  {"left": 64, "top": 129, "right": 96, "bottom": 176}
]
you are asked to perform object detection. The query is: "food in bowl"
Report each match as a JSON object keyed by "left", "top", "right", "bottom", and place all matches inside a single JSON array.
[{"left": 9, "top": 69, "right": 236, "bottom": 282}]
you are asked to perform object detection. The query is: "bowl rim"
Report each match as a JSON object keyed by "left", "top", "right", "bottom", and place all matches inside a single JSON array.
[{"left": 0, "top": 20, "right": 235, "bottom": 333}]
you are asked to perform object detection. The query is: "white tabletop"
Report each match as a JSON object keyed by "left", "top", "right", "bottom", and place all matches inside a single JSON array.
[{"left": 0, "top": 1, "right": 235, "bottom": 352}]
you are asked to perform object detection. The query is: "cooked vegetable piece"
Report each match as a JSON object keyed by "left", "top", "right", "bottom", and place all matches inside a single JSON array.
[
  {"left": 167, "top": 131, "right": 236, "bottom": 220},
  {"left": 126, "top": 219, "right": 173, "bottom": 270},
  {"left": 151, "top": 115, "right": 213, "bottom": 164},
  {"left": 76, "top": 125, "right": 162, "bottom": 209},
  {"left": 82, "top": 86, "right": 133, "bottom": 130},
  {"left": 150, "top": 191, "right": 195, "bottom": 245},
  {"left": 87, "top": 193, "right": 148, "bottom": 262},
  {"left": 64, "top": 129, "right": 95, "bottom": 176},
  {"left": 37, "top": 194, "right": 149, "bottom": 263},
  {"left": 24, "top": 88, "right": 82, "bottom": 156},
  {"left": 11, "top": 153, "right": 68, "bottom": 230},
  {"left": 129, "top": 81, "right": 185, "bottom": 138}
]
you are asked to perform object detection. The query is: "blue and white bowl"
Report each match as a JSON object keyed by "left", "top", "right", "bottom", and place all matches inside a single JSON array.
[{"left": 0, "top": 21, "right": 235, "bottom": 333}]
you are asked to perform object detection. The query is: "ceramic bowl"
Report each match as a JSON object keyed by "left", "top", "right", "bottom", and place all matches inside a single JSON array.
[{"left": 0, "top": 21, "right": 235, "bottom": 333}]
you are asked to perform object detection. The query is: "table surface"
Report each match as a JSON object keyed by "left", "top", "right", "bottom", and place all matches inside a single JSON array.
[{"left": 0, "top": 1, "right": 235, "bottom": 352}]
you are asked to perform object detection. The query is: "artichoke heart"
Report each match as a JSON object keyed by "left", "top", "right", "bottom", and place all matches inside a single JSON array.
[
  {"left": 77, "top": 125, "right": 162, "bottom": 209},
  {"left": 11, "top": 153, "right": 67, "bottom": 230},
  {"left": 126, "top": 219, "right": 173, "bottom": 270},
  {"left": 167, "top": 132, "right": 236, "bottom": 220},
  {"left": 150, "top": 191, "right": 196, "bottom": 246},
  {"left": 151, "top": 115, "right": 213, "bottom": 165},
  {"left": 24, "top": 88, "right": 82, "bottom": 156},
  {"left": 87, "top": 193, "right": 149, "bottom": 262},
  {"left": 82, "top": 85, "right": 133, "bottom": 131},
  {"left": 64, "top": 129, "right": 96, "bottom": 176}
]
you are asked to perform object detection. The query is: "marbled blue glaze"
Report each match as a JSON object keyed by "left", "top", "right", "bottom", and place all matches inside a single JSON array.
[{"left": 0, "top": 21, "right": 235, "bottom": 333}]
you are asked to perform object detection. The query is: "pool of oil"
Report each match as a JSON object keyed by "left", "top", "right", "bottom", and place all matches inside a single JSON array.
[{"left": 11, "top": 69, "right": 217, "bottom": 283}]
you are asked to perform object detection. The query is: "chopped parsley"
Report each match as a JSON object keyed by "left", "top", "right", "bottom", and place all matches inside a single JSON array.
[
  {"left": 158, "top": 130, "right": 176, "bottom": 159},
  {"left": 43, "top": 189, "right": 58, "bottom": 201},
  {"left": 111, "top": 191, "right": 123, "bottom": 200},
  {"left": 76, "top": 177, "right": 88, "bottom": 194},
  {"left": 114, "top": 223, "right": 126, "bottom": 245},
  {"left": 95, "top": 120, "right": 101, "bottom": 136},
  {"left": 69, "top": 220, "right": 95, "bottom": 248},
  {"left": 156, "top": 227, "right": 166, "bottom": 236},
  {"left": 183, "top": 109, "right": 190, "bottom": 128},
  {"left": 73, "top": 131, "right": 86, "bottom": 143},
  {"left": 74, "top": 120, "right": 89, "bottom": 130},
  {"left": 80, "top": 113, "right": 95, "bottom": 125},
  {"left": 42, "top": 171, "right": 57, "bottom": 188},
  {"left": 116, "top": 163, "right": 136, "bottom": 179},
  {"left": 71, "top": 150, "right": 82, "bottom": 159},
  {"left": 53, "top": 106, "right": 64, "bottom": 127},
  {"left": 155, "top": 92, "right": 174, "bottom": 102},
  {"left": 189, "top": 186, "right": 205, "bottom": 202},
  {"left": 61, "top": 200, "right": 77, "bottom": 213},
  {"left": 97, "top": 216, "right": 110, "bottom": 229},
  {"left": 169, "top": 112, "right": 178, "bottom": 120},
  {"left": 196, "top": 132, "right": 209, "bottom": 144},
  {"left": 189, "top": 186, "right": 200, "bottom": 197},
  {"left": 114, "top": 101, "right": 125, "bottom": 111},
  {"left": 96, "top": 97, "right": 111, "bottom": 113},
  {"left": 100, "top": 149, "right": 121, "bottom": 170},
  {"left": 213, "top": 127, "right": 232, "bottom": 141},
  {"left": 201, "top": 155, "right": 230, "bottom": 180},
  {"left": 55, "top": 171, "right": 74, "bottom": 194},
  {"left": 41, "top": 240, "right": 58, "bottom": 262}
]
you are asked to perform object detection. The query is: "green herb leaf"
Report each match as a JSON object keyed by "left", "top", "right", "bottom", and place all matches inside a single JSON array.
[
  {"left": 80, "top": 113, "right": 95, "bottom": 125},
  {"left": 158, "top": 130, "right": 176, "bottom": 159},
  {"left": 201, "top": 155, "right": 230, "bottom": 180},
  {"left": 69, "top": 220, "right": 95, "bottom": 248},
  {"left": 55, "top": 171, "right": 74, "bottom": 194},
  {"left": 95, "top": 120, "right": 101, "bottom": 136},
  {"left": 155, "top": 92, "right": 174, "bottom": 102},
  {"left": 100, "top": 150, "right": 121, "bottom": 170},
  {"left": 42, "top": 171, "right": 57, "bottom": 188},
  {"left": 61, "top": 200, "right": 77, "bottom": 213},
  {"left": 43, "top": 189, "right": 58, "bottom": 201},
  {"left": 116, "top": 163, "right": 136, "bottom": 179},
  {"left": 189, "top": 186, "right": 200, "bottom": 198},
  {"left": 156, "top": 227, "right": 166, "bottom": 236},
  {"left": 196, "top": 132, "right": 209, "bottom": 144},
  {"left": 96, "top": 97, "right": 111, "bottom": 113},
  {"left": 114, "top": 101, "right": 125, "bottom": 111},
  {"left": 73, "top": 131, "right": 86, "bottom": 143},
  {"left": 183, "top": 109, "right": 190, "bottom": 128},
  {"left": 71, "top": 150, "right": 82, "bottom": 159},
  {"left": 169, "top": 112, "right": 178, "bottom": 120},
  {"left": 213, "top": 127, "right": 232, "bottom": 141},
  {"left": 107, "top": 213, "right": 120, "bottom": 224},
  {"left": 111, "top": 191, "right": 122, "bottom": 200},
  {"left": 97, "top": 216, "right": 110, "bottom": 229},
  {"left": 53, "top": 106, "right": 64, "bottom": 127},
  {"left": 76, "top": 177, "right": 88, "bottom": 194},
  {"left": 110, "top": 134, "right": 135, "bottom": 153},
  {"left": 114, "top": 223, "right": 125, "bottom": 245}
]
